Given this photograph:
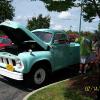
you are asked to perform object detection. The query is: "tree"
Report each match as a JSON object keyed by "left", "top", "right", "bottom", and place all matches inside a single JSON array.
[
  {"left": 82, "top": 0, "right": 100, "bottom": 22},
  {"left": 98, "top": 23, "right": 100, "bottom": 31},
  {"left": 31, "top": 0, "right": 100, "bottom": 22},
  {"left": 42, "top": 0, "right": 100, "bottom": 22},
  {"left": 0, "top": 0, "right": 15, "bottom": 23},
  {"left": 40, "top": 0, "right": 75, "bottom": 12},
  {"left": 27, "top": 14, "right": 50, "bottom": 30}
]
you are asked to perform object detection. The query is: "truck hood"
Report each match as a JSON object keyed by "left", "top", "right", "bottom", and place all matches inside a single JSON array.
[{"left": 0, "top": 21, "right": 48, "bottom": 50}]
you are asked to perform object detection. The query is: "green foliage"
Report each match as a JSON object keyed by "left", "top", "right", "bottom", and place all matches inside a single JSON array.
[
  {"left": 28, "top": 80, "right": 93, "bottom": 100},
  {"left": 66, "top": 31, "right": 79, "bottom": 34},
  {"left": 98, "top": 23, "right": 100, "bottom": 31},
  {"left": 27, "top": 14, "right": 50, "bottom": 30},
  {"left": 65, "top": 30, "right": 93, "bottom": 38},
  {"left": 94, "top": 23, "right": 100, "bottom": 41},
  {"left": 40, "top": 0, "right": 75, "bottom": 12},
  {"left": 0, "top": 0, "right": 15, "bottom": 23},
  {"left": 42, "top": 0, "right": 100, "bottom": 22},
  {"left": 82, "top": 0, "right": 100, "bottom": 22},
  {"left": 31, "top": 0, "right": 100, "bottom": 22}
]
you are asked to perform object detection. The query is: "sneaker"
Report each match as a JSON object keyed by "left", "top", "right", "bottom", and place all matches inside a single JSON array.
[
  {"left": 78, "top": 70, "right": 82, "bottom": 74},
  {"left": 83, "top": 71, "right": 86, "bottom": 74}
]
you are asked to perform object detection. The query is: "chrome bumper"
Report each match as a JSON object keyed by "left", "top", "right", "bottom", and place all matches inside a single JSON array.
[{"left": 0, "top": 67, "right": 23, "bottom": 80}]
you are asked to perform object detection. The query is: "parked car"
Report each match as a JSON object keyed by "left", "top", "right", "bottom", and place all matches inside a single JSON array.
[
  {"left": 68, "top": 33, "right": 79, "bottom": 42},
  {"left": 0, "top": 21, "right": 80, "bottom": 86},
  {"left": 0, "top": 35, "right": 12, "bottom": 49}
]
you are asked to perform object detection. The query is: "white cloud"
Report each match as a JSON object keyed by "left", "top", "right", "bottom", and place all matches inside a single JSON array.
[
  {"left": 13, "top": 15, "right": 33, "bottom": 25},
  {"left": 14, "top": 15, "right": 33, "bottom": 22},
  {"left": 58, "top": 11, "right": 71, "bottom": 20},
  {"left": 93, "top": 17, "right": 100, "bottom": 22},
  {"left": 52, "top": 24, "right": 63, "bottom": 30},
  {"left": 50, "top": 20, "right": 55, "bottom": 25},
  {"left": 14, "top": 16, "right": 26, "bottom": 22},
  {"left": 52, "top": 24, "right": 68, "bottom": 30},
  {"left": 84, "top": 26, "right": 97, "bottom": 31}
]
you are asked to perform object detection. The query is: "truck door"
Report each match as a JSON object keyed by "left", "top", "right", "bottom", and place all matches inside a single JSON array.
[{"left": 51, "top": 33, "right": 72, "bottom": 70}]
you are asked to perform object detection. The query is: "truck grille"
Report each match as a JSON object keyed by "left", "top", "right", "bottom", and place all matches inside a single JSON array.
[{"left": 0, "top": 57, "right": 16, "bottom": 66}]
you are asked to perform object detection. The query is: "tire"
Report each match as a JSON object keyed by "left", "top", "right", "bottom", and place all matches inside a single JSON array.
[
  {"left": 33, "top": 67, "right": 47, "bottom": 85},
  {"left": 25, "top": 64, "right": 50, "bottom": 87}
]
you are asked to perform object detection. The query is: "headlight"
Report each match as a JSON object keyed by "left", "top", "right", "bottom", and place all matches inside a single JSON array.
[{"left": 16, "top": 59, "right": 24, "bottom": 70}]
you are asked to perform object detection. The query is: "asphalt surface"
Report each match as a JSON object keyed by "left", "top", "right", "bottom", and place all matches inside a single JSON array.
[
  {"left": 0, "top": 75, "right": 32, "bottom": 100},
  {"left": 0, "top": 66, "right": 79, "bottom": 100}
]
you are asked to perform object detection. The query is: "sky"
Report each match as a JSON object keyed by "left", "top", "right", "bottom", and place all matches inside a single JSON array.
[{"left": 12, "top": 0, "right": 99, "bottom": 32}]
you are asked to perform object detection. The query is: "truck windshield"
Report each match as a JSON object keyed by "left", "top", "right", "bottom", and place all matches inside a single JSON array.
[{"left": 32, "top": 31, "right": 52, "bottom": 43}]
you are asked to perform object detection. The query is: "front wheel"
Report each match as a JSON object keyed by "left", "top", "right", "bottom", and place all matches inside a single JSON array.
[
  {"left": 33, "top": 67, "right": 47, "bottom": 85},
  {"left": 25, "top": 65, "right": 50, "bottom": 87}
]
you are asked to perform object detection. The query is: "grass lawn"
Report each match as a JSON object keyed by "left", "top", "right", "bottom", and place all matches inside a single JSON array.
[{"left": 28, "top": 72, "right": 99, "bottom": 100}]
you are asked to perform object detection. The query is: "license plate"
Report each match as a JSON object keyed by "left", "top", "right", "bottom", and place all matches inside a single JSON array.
[{"left": 6, "top": 64, "right": 14, "bottom": 71}]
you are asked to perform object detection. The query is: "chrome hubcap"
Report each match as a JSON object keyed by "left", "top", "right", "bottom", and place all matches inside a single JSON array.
[{"left": 34, "top": 68, "right": 46, "bottom": 85}]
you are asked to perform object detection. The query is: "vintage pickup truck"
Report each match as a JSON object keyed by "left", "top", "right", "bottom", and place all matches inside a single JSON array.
[{"left": 0, "top": 21, "right": 80, "bottom": 86}]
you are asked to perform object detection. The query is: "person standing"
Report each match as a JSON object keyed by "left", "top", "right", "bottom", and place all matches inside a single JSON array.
[
  {"left": 93, "top": 31, "right": 100, "bottom": 63},
  {"left": 93, "top": 31, "right": 100, "bottom": 100},
  {"left": 75, "top": 33, "right": 92, "bottom": 74}
]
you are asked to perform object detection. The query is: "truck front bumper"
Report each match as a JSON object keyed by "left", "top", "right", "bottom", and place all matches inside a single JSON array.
[{"left": 0, "top": 67, "right": 23, "bottom": 80}]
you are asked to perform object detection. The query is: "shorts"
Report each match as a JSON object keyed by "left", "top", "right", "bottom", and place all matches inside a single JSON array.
[
  {"left": 80, "top": 56, "right": 88, "bottom": 64},
  {"left": 86, "top": 53, "right": 97, "bottom": 63}
]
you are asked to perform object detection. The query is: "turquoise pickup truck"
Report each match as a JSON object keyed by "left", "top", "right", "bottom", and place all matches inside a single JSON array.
[{"left": 0, "top": 21, "right": 80, "bottom": 86}]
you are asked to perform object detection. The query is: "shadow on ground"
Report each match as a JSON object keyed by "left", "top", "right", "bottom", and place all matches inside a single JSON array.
[{"left": 0, "top": 65, "right": 79, "bottom": 92}]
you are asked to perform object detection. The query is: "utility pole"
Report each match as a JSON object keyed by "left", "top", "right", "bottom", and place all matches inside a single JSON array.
[
  {"left": 70, "top": 25, "right": 72, "bottom": 31},
  {"left": 79, "top": 0, "right": 84, "bottom": 33}
]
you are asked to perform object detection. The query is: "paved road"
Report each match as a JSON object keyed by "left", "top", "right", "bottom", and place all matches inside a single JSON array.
[
  {"left": 0, "top": 75, "right": 34, "bottom": 100},
  {"left": 0, "top": 66, "right": 79, "bottom": 100}
]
